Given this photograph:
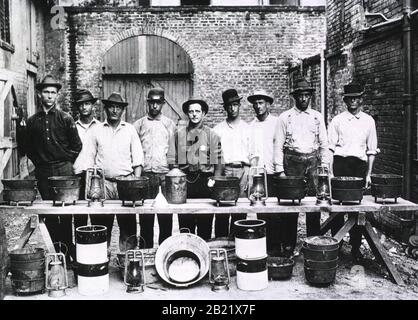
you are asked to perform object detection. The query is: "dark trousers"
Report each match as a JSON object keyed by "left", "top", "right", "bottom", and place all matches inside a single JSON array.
[
  {"left": 138, "top": 172, "right": 172, "bottom": 248},
  {"left": 74, "top": 173, "right": 88, "bottom": 230},
  {"left": 331, "top": 156, "right": 367, "bottom": 252},
  {"left": 284, "top": 150, "right": 321, "bottom": 239},
  {"left": 35, "top": 161, "right": 75, "bottom": 261},
  {"left": 214, "top": 165, "right": 248, "bottom": 238},
  {"left": 257, "top": 174, "right": 288, "bottom": 253},
  {"left": 90, "top": 180, "right": 137, "bottom": 252},
  {"left": 178, "top": 172, "right": 213, "bottom": 240}
]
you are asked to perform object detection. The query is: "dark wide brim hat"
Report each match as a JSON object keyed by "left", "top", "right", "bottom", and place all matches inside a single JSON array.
[
  {"left": 182, "top": 98, "right": 209, "bottom": 115},
  {"left": 247, "top": 89, "right": 274, "bottom": 104},
  {"left": 221, "top": 89, "right": 242, "bottom": 106},
  {"left": 342, "top": 83, "right": 365, "bottom": 97},
  {"left": 102, "top": 92, "right": 128, "bottom": 107},
  {"left": 36, "top": 75, "right": 62, "bottom": 91},
  {"left": 290, "top": 78, "right": 315, "bottom": 95},
  {"left": 74, "top": 89, "right": 97, "bottom": 105}
]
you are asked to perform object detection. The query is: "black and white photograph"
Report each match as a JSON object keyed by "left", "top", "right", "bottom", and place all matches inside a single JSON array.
[{"left": 0, "top": 0, "right": 417, "bottom": 308}]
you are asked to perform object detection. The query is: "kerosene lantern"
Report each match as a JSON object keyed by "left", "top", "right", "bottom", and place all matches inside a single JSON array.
[
  {"left": 316, "top": 165, "right": 331, "bottom": 205},
  {"left": 209, "top": 249, "right": 230, "bottom": 292},
  {"left": 85, "top": 167, "right": 106, "bottom": 207},
  {"left": 248, "top": 166, "right": 268, "bottom": 206},
  {"left": 124, "top": 249, "right": 146, "bottom": 293},
  {"left": 45, "top": 252, "right": 68, "bottom": 298}
]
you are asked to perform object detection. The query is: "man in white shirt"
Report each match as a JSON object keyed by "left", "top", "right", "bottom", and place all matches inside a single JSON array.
[
  {"left": 213, "top": 89, "right": 253, "bottom": 237},
  {"left": 73, "top": 89, "right": 101, "bottom": 230},
  {"left": 328, "top": 82, "right": 379, "bottom": 261},
  {"left": 276, "top": 78, "right": 329, "bottom": 256},
  {"left": 74, "top": 93, "right": 144, "bottom": 251},
  {"left": 248, "top": 89, "right": 282, "bottom": 256}
]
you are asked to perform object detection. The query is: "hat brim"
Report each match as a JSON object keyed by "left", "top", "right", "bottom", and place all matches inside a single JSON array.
[
  {"left": 222, "top": 96, "right": 243, "bottom": 106},
  {"left": 290, "top": 88, "right": 315, "bottom": 95},
  {"left": 147, "top": 97, "right": 165, "bottom": 103},
  {"left": 182, "top": 99, "right": 209, "bottom": 115},
  {"left": 102, "top": 99, "right": 128, "bottom": 107},
  {"left": 343, "top": 92, "right": 364, "bottom": 97},
  {"left": 247, "top": 95, "right": 273, "bottom": 104},
  {"left": 75, "top": 98, "right": 98, "bottom": 105},
  {"left": 36, "top": 83, "right": 62, "bottom": 91}
]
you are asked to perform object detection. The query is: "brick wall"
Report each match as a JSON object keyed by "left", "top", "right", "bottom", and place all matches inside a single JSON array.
[
  {"left": 326, "top": 0, "right": 418, "bottom": 202},
  {"left": 53, "top": 6, "right": 325, "bottom": 127}
]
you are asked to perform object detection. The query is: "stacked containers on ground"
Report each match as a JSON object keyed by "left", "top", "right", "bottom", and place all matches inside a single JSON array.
[{"left": 234, "top": 220, "right": 268, "bottom": 291}]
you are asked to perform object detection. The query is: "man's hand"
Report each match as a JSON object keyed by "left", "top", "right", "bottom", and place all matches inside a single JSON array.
[
  {"left": 278, "top": 171, "right": 286, "bottom": 177},
  {"left": 365, "top": 175, "right": 371, "bottom": 189}
]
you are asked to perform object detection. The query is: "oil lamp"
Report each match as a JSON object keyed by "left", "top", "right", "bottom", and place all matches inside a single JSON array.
[
  {"left": 316, "top": 165, "right": 331, "bottom": 205},
  {"left": 248, "top": 166, "right": 268, "bottom": 206},
  {"left": 45, "top": 252, "right": 68, "bottom": 298},
  {"left": 85, "top": 167, "right": 106, "bottom": 206},
  {"left": 124, "top": 249, "right": 146, "bottom": 293},
  {"left": 209, "top": 249, "right": 230, "bottom": 292}
]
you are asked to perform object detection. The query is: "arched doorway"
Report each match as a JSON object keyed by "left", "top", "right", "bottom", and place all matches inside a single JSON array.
[{"left": 102, "top": 35, "right": 194, "bottom": 124}]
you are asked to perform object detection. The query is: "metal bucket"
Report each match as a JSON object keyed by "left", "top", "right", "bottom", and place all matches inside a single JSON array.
[
  {"left": 302, "top": 236, "right": 338, "bottom": 286},
  {"left": 9, "top": 248, "right": 45, "bottom": 295},
  {"left": 76, "top": 225, "right": 109, "bottom": 296},
  {"left": 234, "top": 219, "right": 266, "bottom": 260},
  {"left": 236, "top": 256, "right": 268, "bottom": 291},
  {"left": 155, "top": 233, "right": 209, "bottom": 287},
  {"left": 165, "top": 169, "right": 187, "bottom": 204}
]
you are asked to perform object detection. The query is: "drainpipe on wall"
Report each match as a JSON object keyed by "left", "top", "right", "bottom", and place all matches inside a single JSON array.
[
  {"left": 320, "top": 48, "right": 327, "bottom": 125},
  {"left": 402, "top": 0, "right": 415, "bottom": 200}
]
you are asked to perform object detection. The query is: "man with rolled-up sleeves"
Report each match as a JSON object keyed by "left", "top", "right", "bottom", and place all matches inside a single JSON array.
[
  {"left": 74, "top": 92, "right": 144, "bottom": 252},
  {"left": 328, "top": 82, "right": 378, "bottom": 261}
]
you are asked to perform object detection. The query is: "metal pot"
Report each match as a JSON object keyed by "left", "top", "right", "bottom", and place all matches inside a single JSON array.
[
  {"left": 1, "top": 179, "right": 37, "bottom": 190},
  {"left": 370, "top": 174, "right": 403, "bottom": 185},
  {"left": 165, "top": 169, "right": 187, "bottom": 204},
  {"left": 3, "top": 189, "right": 37, "bottom": 205},
  {"left": 331, "top": 188, "right": 363, "bottom": 204},
  {"left": 49, "top": 176, "right": 81, "bottom": 206},
  {"left": 371, "top": 184, "right": 402, "bottom": 200},
  {"left": 273, "top": 176, "right": 306, "bottom": 204},
  {"left": 267, "top": 257, "right": 295, "bottom": 280},
  {"left": 331, "top": 177, "right": 364, "bottom": 189},
  {"left": 208, "top": 176, "right": 240, "bottom": 206},
  {"left": 116, "top": 176, "right": 149, "bottom": 207}
]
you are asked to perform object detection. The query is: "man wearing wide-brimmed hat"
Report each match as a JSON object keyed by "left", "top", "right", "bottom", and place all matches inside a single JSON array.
[
  {"left": 213, "top": 89, "right": 252, "bottom": 238},
  {"left": 25, "top": 75, "right": 82, "bottom": 263},
  {"left": 168, "top": 97, "right": 223, "bottom": 240},
  {"left": 328, "top": 82, "right": 378, "bottom": 262},
  {"left": 275, "top": 78, "right": 329, "bottom": 257},
  {"left": 248, "top": 88, "right": 282, "bottom": 256},
  {"left": 73, "top": 89, "right": 101, "bottom": 230},
  {"left": 74, "top": 92, "right": 144, "bottom": 251},
  {"left": 133, "top": 87, "right": 176, "bottom": 248}
]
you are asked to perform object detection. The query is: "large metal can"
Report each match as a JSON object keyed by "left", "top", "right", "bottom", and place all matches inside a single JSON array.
[{"left": 165, "top": 168, "right": 187, "bottom": 204}]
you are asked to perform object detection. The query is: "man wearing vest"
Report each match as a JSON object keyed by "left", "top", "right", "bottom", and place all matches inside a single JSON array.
[{"left": 276, "top": 78, "right": 329, "bottom": 257}]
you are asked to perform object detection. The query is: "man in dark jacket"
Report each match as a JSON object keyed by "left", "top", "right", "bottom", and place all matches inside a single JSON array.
[{"left": 25, "top": 75, "right": 82, "bottom": 262}]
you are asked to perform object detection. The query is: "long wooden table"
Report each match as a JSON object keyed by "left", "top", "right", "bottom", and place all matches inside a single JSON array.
[{"left": 1, "top": 196, "right": 417, "bottom": 285}]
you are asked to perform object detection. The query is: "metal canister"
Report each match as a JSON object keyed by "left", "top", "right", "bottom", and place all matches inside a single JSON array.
[
  {"left": 234, "top": 219, "right": 267, "bottom": 260},
  {"left": 165, "top": 168, "right": 187, "bottom": 204},
  {"left": 236, "top": 256, "right": 268, "bottom": 291}
]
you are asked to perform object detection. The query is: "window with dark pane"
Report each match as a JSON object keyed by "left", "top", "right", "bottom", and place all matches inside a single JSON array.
[
  {"left": 181, "top": 0, "right": 211, "bottom": 5},
  {"left": 0, "top": 0, "right": 10, "bottom": 43}
]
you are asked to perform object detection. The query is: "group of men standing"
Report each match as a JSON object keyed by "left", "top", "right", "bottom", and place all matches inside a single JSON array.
[{"left": 21, "top": 74, "right": 378, "bottom": 264}]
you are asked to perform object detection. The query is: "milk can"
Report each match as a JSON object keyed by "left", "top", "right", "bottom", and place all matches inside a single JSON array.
[{"left": 165, "top": 168, "right": 187, "bottom": 204}]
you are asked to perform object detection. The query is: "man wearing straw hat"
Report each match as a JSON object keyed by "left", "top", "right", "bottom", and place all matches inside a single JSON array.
[
  {"left": 74, "top": 92, "right": 144, "bottom": 252},
  {"left": 25, "top": 75, "right": 82, "bottom": 263},
  {"left": 213, "top": 89, "right": 252, "bottom": 238},
  {"left": 276, "top": 78, "right": 329, "bottom": 257},
  {"left": 133, "top": 87, "right": 176, "bottom": 248},
  {"left": 328, "top": 82, "right": 378, "bottom": 261},
  {"left": 247, "top": 88, "right": 282, "bottom": 256}
]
